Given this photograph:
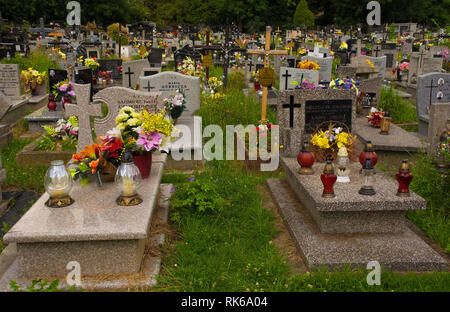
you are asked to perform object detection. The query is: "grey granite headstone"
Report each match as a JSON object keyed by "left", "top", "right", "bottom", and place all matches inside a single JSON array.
[
  {"left": 427, "top": 102, "right": 450, "bottom": 155},
  {"left": 279, "top": 67, "right": 319, "bottom": 91},
  {"left": 0, "top": 64, "right": 21, "bottom": 99},
  {"left": 301, "top": 55, "right": 333, "bottom": 81},
  {"left": 277, "top": 89, "right": 356, "bottom": 157},
  {"left": 416, "top": 72, "right": 450, "bottom": 137},
  {"left": 138, "top": 71, "right": 200, "bottom": 116},
  {"left": 122, "top": 59, "right": 150, "bottom": 89},
  {"left": 358, "top": 77, "right": 382, "bottom": 109},
  {"left": 93, "top": 87, "right": 163, "bottom": 141}
]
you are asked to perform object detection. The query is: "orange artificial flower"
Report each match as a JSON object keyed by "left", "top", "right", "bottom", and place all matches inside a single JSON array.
[
  {"left": 72, "top": 153, "right": 84, "bottom": 162},
  {"left": 89, "top": 159, "right": 99, "bottom": 174},
  {"left": 80, "top": 144, "right": 101, "bottom": 159}
]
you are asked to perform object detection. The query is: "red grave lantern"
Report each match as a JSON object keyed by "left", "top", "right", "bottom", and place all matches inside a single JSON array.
[
  {"left": 396, "top": 160, "right": 413, "bottom": 197},
  {"left": 359, "top": 141, "right": 378, "bottom": 166},
  {"left": 297, "top": 141, "right": 315, "bottom": 175},
  {"left": 320, "top": 160, "right": 337, "bottom": 198}
]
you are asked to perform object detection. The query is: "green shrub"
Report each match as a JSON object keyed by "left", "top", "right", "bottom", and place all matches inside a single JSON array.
[
  {"left": 170, "top": 170, "right": 225, "bottom": 223},
  {"left": 379, "top": 86, "right": 418, "bottom": 125}
]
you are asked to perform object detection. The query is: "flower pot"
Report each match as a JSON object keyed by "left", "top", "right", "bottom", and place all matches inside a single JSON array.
[{"left": 132, "top": 152, "right": 152, "bottom": 179}]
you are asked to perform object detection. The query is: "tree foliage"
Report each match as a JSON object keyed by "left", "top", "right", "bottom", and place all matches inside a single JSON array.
[
  {"left": 0, "top": 0, "right": 448, "bottom": 31},
  {"left": 293, "top": 0, "right": 314, "bottom": 27}
]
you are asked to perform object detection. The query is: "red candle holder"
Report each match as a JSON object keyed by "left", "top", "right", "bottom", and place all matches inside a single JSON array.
[
  {"left": 297, "top": 141, "right": 315, "bottom": 175},
  {"left": 359, "top": 141, "right": 378, "bottom": 166},
  {"left": 320, "top": 160, "right": 337, "bottom": 198},
  {"left": 396, "top": 160, "right": 413, "bottom": 197},
  {"left": 47, "top": 94, "right": 56, "bottom": 111}
]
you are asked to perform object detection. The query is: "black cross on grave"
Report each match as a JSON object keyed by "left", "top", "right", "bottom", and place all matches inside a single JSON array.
[
  {"left": 125, "top": 67, "right": 134, "bottom": 88},
  {"left": 282, "top": 95, "right": 301, "bottom": 128},
  {"left": 247, "top": 59, "right": 254, "bottom": 73},
  {"left": 425, "top": 79, "right": 440, "bottom": 109},
  {"left": 143, "top": 80, "right": 155, "bottom": 92},
  {"left": 373, "top": 45, "right": 381, "bottom": 57},
  {"left": 282, "top": 70, "right": 292, "bottom": 90}
]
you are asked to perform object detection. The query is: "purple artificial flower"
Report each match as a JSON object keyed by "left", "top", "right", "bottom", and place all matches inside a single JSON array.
[
  {"left": 59, "top": 84, "right": 68, "bottom": 92},
  {"left": 171, "top": 187, "right": 176, "bottom": 193},
  {"left": 136, "top": 131, "right": 162, "bottom": 152},
  {"left": 67, "top": 91, "right": 75, "bottom": 97},
  {"left": 188, "top": 177, "right": 195, "bottom": 182}
]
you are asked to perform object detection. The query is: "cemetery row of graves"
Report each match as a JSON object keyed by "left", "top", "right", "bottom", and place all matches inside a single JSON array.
[{"left": 0, "top": 18, "right": 448, "bottom": 291}]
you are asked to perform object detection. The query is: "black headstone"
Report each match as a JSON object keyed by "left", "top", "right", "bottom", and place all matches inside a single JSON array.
[
  {"left": 143, "top": 70, "right": 159, "bottom": 77},
  {"left": 48, "top": 69, "right": 68, "bottom": 93},
  {"left": 88, "top": 50, "right": 99, "bottom": 59},
  {"left": 304, "top": 99, "right": 353, "bottom": 133},
  {"left": 385, "top": 54, "right": 394, "bottom": 68},
  {"left": 147, "top": 48, "right": 164, "bottom": 65},
  {"left": 98, "top": 59, "right": 123, "bottom": 80}
]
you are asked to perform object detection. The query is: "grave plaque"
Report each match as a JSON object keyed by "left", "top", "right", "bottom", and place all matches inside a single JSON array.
[
  {"left": 304, "top": 99, "right": 353, "bottom": 133},
  {"left": 88, "top": 50, "right": 99, "bottom": 59},
  {"left": 385, "top": 54, "right": 394, "bottom": 68},
  {"left": 203, "top": 55, "right": 213, "bottom": 67},
  {"left": 98, "top": 59, "right": 123, "bottom": 80},
  {"left": 0, "top": 64, "right": 21, "bottom": 98},
  {"left": 259, "top": 68, "right": 275, "bottom": 87}
]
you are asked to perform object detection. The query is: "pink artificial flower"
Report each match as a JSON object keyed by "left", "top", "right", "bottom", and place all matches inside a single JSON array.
[
  {"left": 59, "top": 84, "right": 68, "bottom": 92},
  {"left": 136, "top": 131, "right": 162, "bottom": 152},
  {"left": 67, "top": 90, "right": 75, "bottom": 97}
]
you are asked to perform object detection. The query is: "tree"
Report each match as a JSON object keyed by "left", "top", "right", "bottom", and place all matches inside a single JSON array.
[{"left": 293, "top": 0, "right": 314, "bottom": 28}]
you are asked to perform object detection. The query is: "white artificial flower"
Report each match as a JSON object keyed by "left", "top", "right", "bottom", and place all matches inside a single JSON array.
[{"left": 106, "top": 127, "right": 121, "bottom": 138}]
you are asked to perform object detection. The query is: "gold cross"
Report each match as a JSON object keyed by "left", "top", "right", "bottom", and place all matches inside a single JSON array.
[{"left": 247, "top": 26, "right": 288, "bottom": 123}]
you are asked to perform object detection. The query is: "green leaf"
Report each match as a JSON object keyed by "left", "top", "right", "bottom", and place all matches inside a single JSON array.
[{"left": 80, "top": 177, "right": 90, "bottom": 187}]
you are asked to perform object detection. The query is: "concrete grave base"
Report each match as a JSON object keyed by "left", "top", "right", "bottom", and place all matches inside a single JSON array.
[
  {"left": 267, "top": 178, "right": 447, "bottom": 271},
  {"left": 28, "top": 94, "right": 49, "bottom": 104},
  {"left": 0, "top": 183, "right": 172, "bottom": 292}
]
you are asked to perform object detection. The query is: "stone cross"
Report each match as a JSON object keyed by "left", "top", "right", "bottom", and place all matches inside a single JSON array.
[
  {"left": 65, "top": 84, "right": 103, "bottom": 152},
  {"left": 247, "top": 26, "right": 288, "bottom": 123},
  {"left": 282, "top": 95, "right": 301, "bottom": 128}
]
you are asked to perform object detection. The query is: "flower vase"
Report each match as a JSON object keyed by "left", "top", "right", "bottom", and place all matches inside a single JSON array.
[
  {"left": 31, "top": 84, "right": 40, "bottom": 96},
  {"left": 132, "top": 152, "right": 152, "bottom": 179},
  {"left": 62, "top": 97, "right": 71, "bottom": 110}
]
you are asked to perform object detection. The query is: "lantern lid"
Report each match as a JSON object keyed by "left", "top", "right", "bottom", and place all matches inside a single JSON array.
[
  {"left": 362, "top": 157, "right": 374, "bottom": 170},
  {"left": 439, "top": 130, "right": 448, "bottom": 142},
  {"left": 337, "top": 146, "right": 348, "bottom": 157},
  {"left": 323, "top": 160, "right": 335, "bottom": 174},
  {"left": 399, "top": 160, "right": 411, "bottom": 173},
  {"left": 364, "top": 141, "right": 374, "bottom": 152},
  {"left": 122, "top": 151, "right": 134, "bottom": 163},
  {"left": 301, "top": 140, "right": 310, "bottom": 152}
]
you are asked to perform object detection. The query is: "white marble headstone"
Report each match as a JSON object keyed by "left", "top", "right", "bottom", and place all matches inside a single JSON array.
[
  {"left": 138, "top": 71, "right": 200, "bottom": 116},
  {"left": 279, "top": 67, "right": 319, "bottom": 90}
]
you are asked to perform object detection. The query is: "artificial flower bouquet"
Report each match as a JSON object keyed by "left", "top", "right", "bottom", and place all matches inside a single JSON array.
[
  {"left": 339, "top": 41, "right": 348, "bottom": 50},
  {"left": 84, "top": 57, "right": 100, "bottom": 70},
  {"left": 164, "top": 88, "right": 187, "bottom": 120},
  {"left": 368, "top": 111, "right": 384, "bottom": 127},
  {"left": 177, "top": 57, "right": 205, "bottom": 78},
  {"left": 297, "top": 60, "right": 320, "bottom": 70},
  {"left": 52, "top": 80, "right": 76, "bottom": 102},
  {"left": 36, "top": 116, "right": 78, "bottom": 152},
  {"left": 290, "top": 80, "right": 322, "bottom": 90},
  {"left": 310, "top": 124, "right": 355, "bottom": 162},
  {"left": 399, "top": 62, "right": 409, "bottom": 73},
  {"left": 20, "top": 68, "right": 46, "bottom": 93},
  {"left": 329, "top": 78, "right": 360, "bottom": 96},
  {"left": 114, "top": 106, "right": 175, "bottom": 155},
  {"left": 204, "top": 76, "right": 224, "bottom": 100}
]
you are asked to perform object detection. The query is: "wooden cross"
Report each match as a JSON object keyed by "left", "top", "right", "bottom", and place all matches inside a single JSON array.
[
  {"left": 125, "top": 67, "right": 134, "bottom": 88},
  {"left": 282, "top": 95, "right": 301, "bottom": 128},
  {"left": 282, "top": 69, "right": 292, "bottom": 90},
  {"left": 65, "top": 84, "right": 103, "bottom": 152},
  {"left": 247, "top": 26, "right": 288, "bottom": 123},
  {"left": 143, "top": 80, "right": 154, "bottom": 92},
  {"left": 194, "top": 30, "right": 221, "bottom": 80}
]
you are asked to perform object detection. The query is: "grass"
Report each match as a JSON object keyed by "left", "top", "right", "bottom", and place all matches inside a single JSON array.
[
  {"left": 1, "top": 138, "right": 48, "bottom": 193},
  {"left": 154, "top": 161, "right": 450, "bottom": 292},
  {"left": 407, "top": 153, "right": 450, "bottom": 252},
  {"left": 379, "top": 86, "right": 418, "bottom": 131}
]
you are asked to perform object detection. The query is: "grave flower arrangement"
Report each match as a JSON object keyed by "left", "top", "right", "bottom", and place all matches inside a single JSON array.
[
  {"left": 365, "top": 59, "right": 375, "bottom": 67},
  {"left": 205, "top": 76, "right": 224, "bottom": 100},
  {"left": 310, "top": 124, "right": 356, "bottom": 162},
  {"left": 36, "top": 116, "right": 79, "bottom": 152},
  {"left": 368, "top": 111, "right": 384, "bottom": 127},
  {"left": 339, "top": 41, "right": 348, "bottom": 50},
  {"left": 52, "top": 80, "right": 76, "bottom": 102},
  {"left": 291, "top": 80, "right": 322, "bottom": 90},
  {"left": 329, "top": 78, "right": 360, "bottom": 96},
  {"left": 297, "top": 60, "right": 320, "bottom": 70},
  {"left": 20, "top": 68, "right": 46, "bottom": 94},
  {"left": 84, "top": 58, "right": 100, "bottom": 70},
  {"left": 70, "top": 143, "right": 116, "bottom": 186},
  {"left": 399, "top": 62, "right": 409, "bottom": 72},
  {"left": 163, "top": 88, "right": 187, "bottom": 120},
  {"left": 177, "top": 57, "right": 205, "bottom": 79}
]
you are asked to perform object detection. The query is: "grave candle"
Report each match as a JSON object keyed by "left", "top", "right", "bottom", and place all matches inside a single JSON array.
[
  {"left": 320, "top": 160, "right": 337, "bottom": 198},
  {"left": 44, "top": 160, "right": 74, "bottom": 207},
  {"left": 115, "top": 152, "right": 143, "bottom": 206},
  {"left": 396, "top": 160, "right": 413, "bottom": 197}
]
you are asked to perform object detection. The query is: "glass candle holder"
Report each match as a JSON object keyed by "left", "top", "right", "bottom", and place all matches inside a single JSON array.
[
  {"left": 336, "top": 146, "right": 350, "bottom": 183},
  {"left": 115, "top": 152, "right": 143, "bottom": 206},
  {"left": 359, "top": 158, "right": 376, "bottom": 196},
  {"left": 44, "top": 160, "right": 74, "bottom": 208}
]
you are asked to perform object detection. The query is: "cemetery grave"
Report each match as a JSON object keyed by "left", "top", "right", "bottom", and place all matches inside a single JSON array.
[{"left": 0, "top": 6, "right": 449, "bottom": 295}]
